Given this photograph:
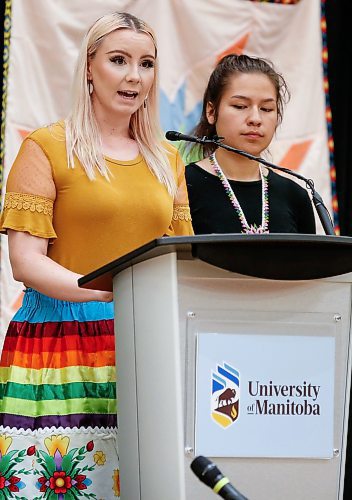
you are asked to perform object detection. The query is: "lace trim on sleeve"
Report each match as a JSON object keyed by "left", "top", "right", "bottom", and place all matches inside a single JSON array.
[
  {"left": 4, "top": 192, "right": 54, "bottom": 216},
  {"left": 172, "top": 204, "right": 192, "bottom": 221}
]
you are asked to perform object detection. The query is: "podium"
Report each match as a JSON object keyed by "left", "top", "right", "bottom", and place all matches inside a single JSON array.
[{"left": 79, "top": 234, "right": 352, "bottom": 500}]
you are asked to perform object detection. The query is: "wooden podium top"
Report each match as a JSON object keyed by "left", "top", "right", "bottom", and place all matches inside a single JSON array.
[{"left": 78, "top": 234, "right": 352, "bottom": 291}]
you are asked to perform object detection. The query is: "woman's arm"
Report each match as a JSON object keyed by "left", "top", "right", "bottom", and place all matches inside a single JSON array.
[{"left": 8, "top": 230, "right": 112, "bottom": 302}]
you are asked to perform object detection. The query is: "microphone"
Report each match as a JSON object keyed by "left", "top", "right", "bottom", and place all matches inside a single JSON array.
[
  {"left": 165, "top": 130, "right": 335, "bottom": 236},
  {"left": 165, "top": 130, "right": 206, "bottom": 144},
  {"left": 190, "top": 456, "right": 248, "bottom": 500}
]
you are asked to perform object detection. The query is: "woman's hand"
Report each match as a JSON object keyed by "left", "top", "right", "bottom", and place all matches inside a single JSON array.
[
  {"left": 93, "top": 290, "right": 114, "bottom": 302},
  {"left": 8, "top": 230, "right": 113, "bottom": 302}
]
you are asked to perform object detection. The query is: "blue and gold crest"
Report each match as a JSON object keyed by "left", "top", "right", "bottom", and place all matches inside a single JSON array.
[{"left": 211, "top": 362, "right": 240, "bottom": 428}]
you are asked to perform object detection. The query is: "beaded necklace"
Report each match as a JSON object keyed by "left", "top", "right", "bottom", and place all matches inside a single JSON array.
[{"left": 209, "top": 152, "right": 269, "bottom": 234}]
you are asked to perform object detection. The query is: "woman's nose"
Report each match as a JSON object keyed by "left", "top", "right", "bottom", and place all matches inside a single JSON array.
[
  {"left": 126, "top": 64, "right": 141, "bottom": 82},
  {"left": 247, "top": 107, "right": 262, "bottom": 125}
]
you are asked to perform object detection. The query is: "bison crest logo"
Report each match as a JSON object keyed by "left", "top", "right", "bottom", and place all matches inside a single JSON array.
[{"left": 211, "top": 362, "right": 240, "bottom": 428}]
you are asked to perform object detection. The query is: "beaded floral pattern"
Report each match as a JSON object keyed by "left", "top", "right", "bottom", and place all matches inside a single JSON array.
[
  {"left": 33, "top": 434, "right": 96, "bottom": 499},
  {"left": 209, "top": 153, "right": 269, "bottom": 234},
  {"left": 0, "top": 432, "right": 122, "bottom": 499},
  {"left": 0, "top": 434, "right": 27, "bottom": 497}
]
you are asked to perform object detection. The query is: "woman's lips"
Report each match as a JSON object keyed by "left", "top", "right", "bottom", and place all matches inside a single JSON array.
[
  {"left": 117, "top": 90, "right": 138, "bottom": 99},
  {"left": 243, "top": 132, "right": 263, "bottom": 139}
]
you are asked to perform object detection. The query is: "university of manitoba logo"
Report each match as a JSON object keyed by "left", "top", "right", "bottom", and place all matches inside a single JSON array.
[{"left": 211, "top": 362, "right": 240, "bottom": 428}]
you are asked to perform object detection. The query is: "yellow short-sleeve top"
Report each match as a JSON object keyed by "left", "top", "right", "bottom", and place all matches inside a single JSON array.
[{"left": 0, "top": 121, "right": 193, "bottom": 275}]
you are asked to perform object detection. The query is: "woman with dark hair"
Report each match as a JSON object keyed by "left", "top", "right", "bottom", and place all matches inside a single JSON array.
[{"left": 185, "top": 54, "right": 316, "bottom": 235}]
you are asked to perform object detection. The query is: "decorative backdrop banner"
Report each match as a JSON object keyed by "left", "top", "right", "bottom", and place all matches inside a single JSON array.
[{"left": 0, "top": 0, "right": 331, "bottom": 339}]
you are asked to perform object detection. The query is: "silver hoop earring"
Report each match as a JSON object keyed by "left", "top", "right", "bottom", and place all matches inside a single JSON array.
[{"left": 88, "top": 80, "right": 93, "bottom": 95}]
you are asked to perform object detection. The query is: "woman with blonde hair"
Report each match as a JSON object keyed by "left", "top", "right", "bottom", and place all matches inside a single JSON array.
[{"left": 0, "top": 11, "right": 193, "bottom": 498}]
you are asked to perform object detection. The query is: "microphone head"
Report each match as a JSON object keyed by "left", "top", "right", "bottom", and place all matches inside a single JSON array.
[
  {"left": 165, "top": 130, "right": 180, "bottom": 141},
  {"left": 165, "top": 130, "right": 209, "bottom": 144},
  {"left": 190, "top": 455, "right": 210, "bottom": 475},
  {"left": 190, "top": 456, "right": 221, "bottom": 488}
]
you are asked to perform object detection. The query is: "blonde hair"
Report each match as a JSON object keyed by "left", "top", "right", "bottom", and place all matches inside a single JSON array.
[{"left": 65, "top": 12, "right": 176, "bottom": 195}]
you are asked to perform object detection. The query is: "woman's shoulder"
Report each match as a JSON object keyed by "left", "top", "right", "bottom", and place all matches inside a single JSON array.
[
  {"left": 28, "top": 120, "right": 66, "bottom": 148},
  {"left": 163, "top": 140, "right": 178, "bottom": 155},
  {"left": 185, "top": 161, "right": 215, "bottom": 180},
  {"left": 185, "top": 161, "right": 200, "bottom": 174},
  {"left": 269, "top": 169, "right": 307, "bottom": 191},
  {"left": 268, "top": 169, "right": 311, "bottom": 204},
  {"left": 163, "top": 141, "right": 184, "bottom": 166}
]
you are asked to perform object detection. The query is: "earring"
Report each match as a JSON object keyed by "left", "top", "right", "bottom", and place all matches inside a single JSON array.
[{"left": 88, "top": 80, "right": 93, "bottom": 95}]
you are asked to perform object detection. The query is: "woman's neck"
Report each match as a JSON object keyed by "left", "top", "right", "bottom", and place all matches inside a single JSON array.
[
  {"left": 95, "top": 113, "right": 131, "bottom": 139},
  {"left": 101, "top": 135, "right": 139, "bottom": 161},
  {"left": 94, "top": 108, "right": 139, "bottom": 161},
  {"left": 211, "top": 149, "right": 261, "bottom": 181}
]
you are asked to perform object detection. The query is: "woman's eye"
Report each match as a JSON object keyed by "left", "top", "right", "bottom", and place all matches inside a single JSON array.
[
  {"left": 141, "top": 59, "right": 154, "bottom": 69},
  {"left": 110, "top": 56, "right": 125, "bottom": 65},
  {"left": 233, "top": 104, "right": 246, "bottom": 109},
  {"left": 262, "top": 107, "right": 275, "bottom": 113}
]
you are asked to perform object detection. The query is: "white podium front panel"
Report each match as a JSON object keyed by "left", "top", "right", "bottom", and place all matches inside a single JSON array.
[
  {"left": 114, "top": 254, "right": 352, "bottom": 500},
  {"left": 178, "top": 260, "right": 351, "bottom": 500}
]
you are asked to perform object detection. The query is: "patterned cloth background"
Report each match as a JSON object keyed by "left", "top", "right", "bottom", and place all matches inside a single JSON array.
[{"left": 0, "top": 0, "right": 332, "bottom": 340}]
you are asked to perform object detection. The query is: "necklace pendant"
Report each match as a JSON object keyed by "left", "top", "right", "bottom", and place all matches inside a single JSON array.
[{"left": 243, "top": 225, "right": 269, "bottom": 234}]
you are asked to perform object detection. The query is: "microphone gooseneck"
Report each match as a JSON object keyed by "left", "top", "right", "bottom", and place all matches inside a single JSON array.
[
  {"left": 190, "top": 456, "right": 249, "bottom": 500},
  {"left": 166, "top": 130, "right": 335, "bottom": 236}
]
